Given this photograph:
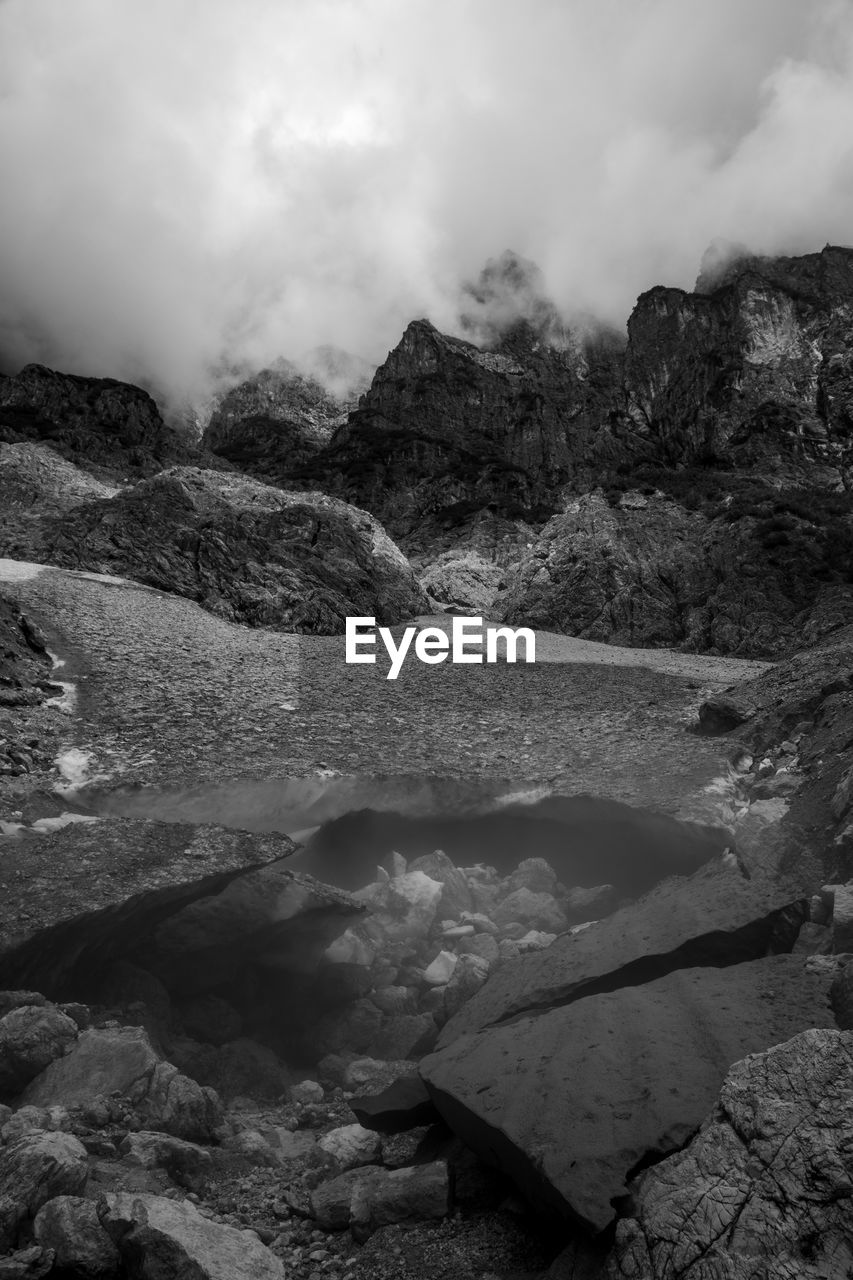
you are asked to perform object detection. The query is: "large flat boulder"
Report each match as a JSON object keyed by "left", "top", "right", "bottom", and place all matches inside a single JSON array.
[
  {"left": 420, "top": 956, "right": 835, "bottom": 1233},
  {"left": 0, "top": 1132, "right": 89, "bottom": 1252},
  {"left": 436, "top": 854, "right": 809, "bottom": 1046},
  {"left": 606, "top": 1029, "right": 853, "bottom": 1279}
]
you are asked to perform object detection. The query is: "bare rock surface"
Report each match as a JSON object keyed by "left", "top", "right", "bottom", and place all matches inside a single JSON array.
[
  {"left": 33, "top": 1195, "right": 120, "bottom": 1278},
  {"left": 421, "top": 956, "right": 836, "bottom": 1232},
  {"left": 435, "top": 852, "right": 809, "bottom": 1044},
  {"left": 0, "top": 1004, "right": 78, "bottom": 1100},
  {"left": 20, "top": 1025, "right": 222, "bottom": 1142},
  {"left": 605, "top": 1029, "right": 853, "bottom": 1279},
  {"left": 0, "top": 1131, "right": 88, "bottom": 1251},
  {"left": 5, "top": 467, "right": 427, "bottom": 634},
  {"left": 100, "top": 1190, "right": 285, "bottom": 1280}
]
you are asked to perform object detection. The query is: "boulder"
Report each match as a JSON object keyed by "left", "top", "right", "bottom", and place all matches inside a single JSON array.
[
  {"left": 406, "top": 852, "right": 474, "bottom": 919},
  {"left": 420, "top": 956, "right": 835, "bottom": 1232},
  {"left": 492, "top": 888, "right": 567, "bottom": 934},
  {"left": 26, "top": 467, "right": 428, "bottom": 635},
  {"left": 309, "top": 1161, "right": 449, "bottom": 1234},
  {"left": 368, "top": 1013, "right": 437, "bottom": 1061},
  {"left": 698, "top": 695, "right": 755, "bottom": 733},
  {"left": 0, "top": 1131, "right": 88, "bottom": 1251},
  {"left": 605, "top": 1030, "right": 853, "bottom": 1279},
  {"left": 33, "top": 1195, "right": 120, "bottom": 1278},
  {"left": 100, "top": 1191, "right": 285, "bottom": 1280},
  {"left": 119, "top": 1131, "right": 213, "bottom": 1189},
  {"left": 356, "top": 871, "right": 443, "bottom": 943},
  {"left": 0, "top": 1004, "right": 78, "bottom": 1100},
  {"left": 0, "top": 1247, "right": 55, "bottom": 1278},
  {"left": 832, "top": 883, "right": 853, "bottom": 952},
  {"left": 443, "top": 954, "right": 491, "bottom": 1020},
  {"left": 503, "top": 858, "right": 558, "bottom": 896},
  {"left": 20, "top": 1026, "right": 222, "bottom": 1142},
  {"left": 423, "top": 951, "right": 457, "bottom": 987},
  {"left": 318, "top": 1124, "right": 382, "bottom": 1171},
  {"left": 349, "top": 1076, "right": 440, "bottom": 1134},
  {"left": 436, "top": 856, "right": 809, "bottom": 1043}
]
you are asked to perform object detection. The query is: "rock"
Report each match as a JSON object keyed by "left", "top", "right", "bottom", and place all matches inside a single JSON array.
[
  {"left": 605, "top": 1030, "right": 853, "bottom": 1279},
  {"left": 356, "top": 870, "right": 444, "bottom": 943},
  {"left": 221, "top": 1129, "right": 280, "bottom": 1166},
  {"left": 832, "top": 883, "right": 853, "bottom": 952},
  {"left": 443, "top": 954, "right": 491, "bottom": 1020},
  {"left": 0, "top": 1247, "right": 55, "bottom": 1279},
  {"left": 318, "top": 1124, "right": 382, "bottom": 1171},
  {"left": 201, "top": 357, "right": 369, "bottom": 481},
  {"left": 33, "top": 1195, "right": 120, "bottom": 1278},
  {"left": 830, "top": 960, "right": 853, "bottom": 1029},
  {"left": 368, "top": 986, "right": 418, "bottom": 1017},
  {"left": 421, "top": 956, "right": 835, "bottom": 1232},
  {"left": 24, "top": 467, "right": 427, "bottom": 635},
  {"left": 0, "top": 1004, "right": 78, "bottom": 1100},
  {"left": 0, "top": 364, "right": 197, "bottom": 476},
  {"left": 437, "top": 856, "right": 809, "bottom": 1043},
  {"left": 564, "top": 884, "right": 616, "bottom": 917},
  {"left": 456, "top": 933, "right": 500, "bottom": 965},
  {"left": 290, "top": 1080, "right": 325, "bottom": 1106},
  {"left": 459, "top": 912, "right": 498, "bottom": 935},
  {"left": 0, "top": 1131, "right": 88, "bottom": 1251},
  {"left": 698, "top": 695, "right": 755, "bottom": 733},
  {"left": 119, "top": 1131, "right": 213, "bottom": 1189},
  {"left": 418, "top": 551, "right": 505, "bottom": 613},
  {"left": 515, "top": 930, "right": 558, "bottom": 953},
  {"left": 492, "top": 888, "right": 567, "bottom": 934},
  {"left": 100, "top": 1191, "right": 285, "bottom": 1280},
  {"left": 407, "top": 851, "right": 475, "bottom": 920},
  {"left": 1, "top": 1107, "right": 58, "bottom": 1144},
  {"left": 792, "top": 922, "right": 832, "bottom": 955},
  {"left": 309, "top": 1161, "right": 449, "bottom": 1234},
  {"left": 342, "top": 1058, "right": 419, "bottom": 1093},
  {"left": 831, "top": 764, "right": 853, "bottom": 820},
  {"left": 350, "top": 1076, "right": 441, "bottom": 1134},
  {"left": 503, "top": 858, "right": 558, "bottom": 896},
  {"left": 0, "top": 994, "right": 48, "bottom": 1019},
  {"left": 369, "top": 1013, "right": 438, "bottom": 1061},
  {"left": 20, "top": 1026, "right": 222, "bottom": 1142},
  {"left": 422, "top": 951, "right": 457, "bottom": 987},
  {"left": 174, "top": 1037, "right": 292, "bottom": 1102},
  {"left": 306, "top": 1000, "right": 383, "bottom": 1058}
]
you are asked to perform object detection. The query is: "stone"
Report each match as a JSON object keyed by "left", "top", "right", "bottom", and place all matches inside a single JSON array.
[
  {"left": 0, "top": 1247, "right": 55, "bottom": 1279},
  {"left": 419, "top": 552, "right": 504, "bottom": 614},
  {"left": 174, "top": 1035, "right": 293, "bottom": 1103},
  {"left": 503, "top": 858, "right": 558, "bottom": 896},
  {"left": 0, "top": 1004, "right": 79, "bottom": 1100},
  {"left": 832, "top": 883, "right": 853, "bottom": 952},
  {"left": 25, "top": 467, "right": 427, "bottom": 636},
  {"left": 350, "top": 1076, "right": 441, "bottom": 1134},
  {"left": 406, "top": 851, "right": 474, "bottom": 919},
  {"left": 368, "top": 986, "right": 418, "bottom": 1016},
  {"left": 368, "top": 1013, "right": 438, "bottom": 1061},
  {"left": 515, "top": 930, "right": 558, "bottom": 953},
  {"left": 697, "top": 695, "right": 755, "bottom": 733},
  {"left": 605, "top": 1030, "right": 853, "bottom": 1279},
  {"left": 33, "top": 1195, "right": 120, "bottom": 1278},
  {"left": 355, "top": 871, "right": 444, "bottom": 943},
  {"left": 456, "top": 933, "right": 500, "bottom": 965},
  {"left": 830, "top": 960, "right": 853, "bottom": 1029},
  {"left": 291, "top": 1079, "right": 325, "bottom": 1106},
  {"left": 422, "top": 951, "right": 457, "bottom": 986},
  {"left": 0, "top": 1131, "right": 88, "bottom": 1251},
  {"left": 443, "top": 954, "right": 491, "bottom": 1019},
  {"left": 309, "top": 1161, "right": 449, "bottom": 1234},
  {"left": 318, "top": 1124, "right": 382, "bottom": 1171},
  {"left": 100, "top": 1191, "right": 285, "bottom": 1280},
  {"left": 342, "top": 1058, "right": 419, "bottom": 1093},
  {"left": 20, "top": 1026, "right": 222, "bottom": 1142},
  {"left": 437, "top": 856, "right": 810, "bottom": 1043},
  {"left": 492, "top": 888, "right": 567, "bottom": 934},
  {"left": 421, "top": 956, "right": 835, "bottom": 1233},
  {"left": 119, "top": 1131, "right": 213, "bottom": 1190}
]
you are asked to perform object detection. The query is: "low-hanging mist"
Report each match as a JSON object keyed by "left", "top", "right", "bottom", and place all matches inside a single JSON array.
[{"left": 2, "top": 0, "right": 853, "bottom": 405}]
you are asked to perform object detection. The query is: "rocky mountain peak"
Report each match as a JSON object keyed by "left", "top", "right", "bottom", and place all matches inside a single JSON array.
[{"left": 459, "top": 249, "right": 576, "bottom": 356}]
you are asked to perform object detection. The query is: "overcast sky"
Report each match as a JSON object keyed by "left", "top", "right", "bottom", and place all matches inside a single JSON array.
[{"left": 1, "top": 0, "right": 853, "bottom": 402}]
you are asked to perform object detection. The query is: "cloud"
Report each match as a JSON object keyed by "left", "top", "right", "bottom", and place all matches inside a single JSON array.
[{"left": 1, "top": 0, "right": 852, "bottom": 403}]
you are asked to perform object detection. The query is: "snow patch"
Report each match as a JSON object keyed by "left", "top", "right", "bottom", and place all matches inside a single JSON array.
[
  {"left": 31, "top": 813, "right": 100, "bottom": 834},
  {"left": 56, "top": 748, "right": 95, "bottom": 793}
]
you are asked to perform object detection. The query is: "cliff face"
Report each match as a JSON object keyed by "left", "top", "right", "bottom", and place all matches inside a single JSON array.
[
  {"left": 624, "top": 245, "right": 853, "bottom": 480},
  {"left": 297, "top": 317, "right": 626, "bottom": 539},
  {"left": 0, "top": 364, "right": 201, "bottom": 477},
  {"left": 201, "top": 358, "right": 369, "bottom": 482}
]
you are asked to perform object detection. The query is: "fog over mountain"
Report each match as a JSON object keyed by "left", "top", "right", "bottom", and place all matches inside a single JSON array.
[{"left": 1, "top": 0, "right": 853, "bottom": 404}]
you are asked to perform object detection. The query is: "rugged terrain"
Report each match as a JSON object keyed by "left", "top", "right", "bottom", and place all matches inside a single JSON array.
[{"left": 1, "top": 243, "right": 853, "bottom": 1277}]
